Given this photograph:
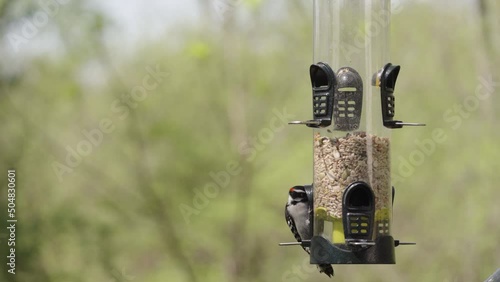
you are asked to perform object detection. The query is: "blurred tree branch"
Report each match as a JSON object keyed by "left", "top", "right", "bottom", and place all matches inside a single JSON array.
[
  {"left": 120, "top": 82, "right": 199, "bottom": 281},
  {"left": 0, "top": 0, "right": 16, "bottom": 33},
  {"left": 221, "top": 4, "right": 264, "bottom": 281},
  {"left": 476, "top": 0, "right": 499, "bottom": 119},
  {"left": 0, "top": 0, "right": 14, "bottom": 25}
]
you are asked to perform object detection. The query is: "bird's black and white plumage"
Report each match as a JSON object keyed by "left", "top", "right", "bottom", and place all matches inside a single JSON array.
[{"left": 285, "top": 186, "right": 334, "bottom": 278}]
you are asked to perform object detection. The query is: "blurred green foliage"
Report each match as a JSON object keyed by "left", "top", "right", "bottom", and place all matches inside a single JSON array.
[{"left": 0, "top": 1, "right": 499, "bottom": 282}]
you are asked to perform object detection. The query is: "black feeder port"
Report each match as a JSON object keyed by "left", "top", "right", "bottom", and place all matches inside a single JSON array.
[
  {"left": 333, "top": 67, "right": 363, "bottom": 131},
  {"left": 342, "top": 182, "right": 375, "bottom": 242},
  {"left": 309, "top": 62, "right": 337, "bottom": 128}
]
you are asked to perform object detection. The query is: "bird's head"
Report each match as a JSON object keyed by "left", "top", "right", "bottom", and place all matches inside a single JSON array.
[{"left": 288, "top": 186, "right": 308, "bottom": 205}]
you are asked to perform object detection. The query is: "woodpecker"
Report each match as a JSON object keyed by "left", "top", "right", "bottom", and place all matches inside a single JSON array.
[{"left": 285, "top": 185, "right": 334, "bottom": 278}]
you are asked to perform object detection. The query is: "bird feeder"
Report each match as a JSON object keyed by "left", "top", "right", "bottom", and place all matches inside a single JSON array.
[{"left": 289, "top": 0, "right": 423, "bottom": 267}]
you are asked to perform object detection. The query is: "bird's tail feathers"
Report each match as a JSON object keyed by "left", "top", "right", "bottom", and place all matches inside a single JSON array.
[{"left": 318, "top": 264, "right": 334, "bottom": 278}]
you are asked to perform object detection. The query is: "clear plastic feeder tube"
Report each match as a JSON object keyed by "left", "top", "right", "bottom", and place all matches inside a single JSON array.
[{"left": 312, "top": 0, "right": 393, "bottom": 246}]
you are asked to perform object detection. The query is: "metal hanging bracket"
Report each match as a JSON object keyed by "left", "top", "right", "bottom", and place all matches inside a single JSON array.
[
  {"left": 372, "top": 63, "right": 425, "bottom": 129},
  {"left": 278, "top": 240, "right": 311, "bottom": 247},
  {"left": 289, "top": 62, "right": 337, "bottom": 128},
  {"left": 394, "top": 240, "right": 416, "bottom": 247}
]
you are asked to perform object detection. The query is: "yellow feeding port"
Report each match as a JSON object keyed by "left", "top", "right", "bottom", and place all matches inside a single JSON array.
[
  {"left": 315, "top": 207, "right": 345, "bottom": 243},
  {"left": 332, "top": 218, "right": 345, "bottom": 243}
]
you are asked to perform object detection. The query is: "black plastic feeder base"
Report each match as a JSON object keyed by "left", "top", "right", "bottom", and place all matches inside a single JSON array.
[{"left": 310, "top": 235, "right": 396, "bottom": 264}]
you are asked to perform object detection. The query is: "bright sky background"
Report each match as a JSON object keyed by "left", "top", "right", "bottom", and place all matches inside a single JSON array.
[
  {"left": 92, "top": 0, "right": 478, "bottom": 43},
  {"left": 2, "top": 0, "right": 479, "bottom": 63},
  {"left": 0, "top": 0, "right": 480, "bottom": 86},
  {"left": 92, "top": 0, "right": 200, "bottom": 41}
]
